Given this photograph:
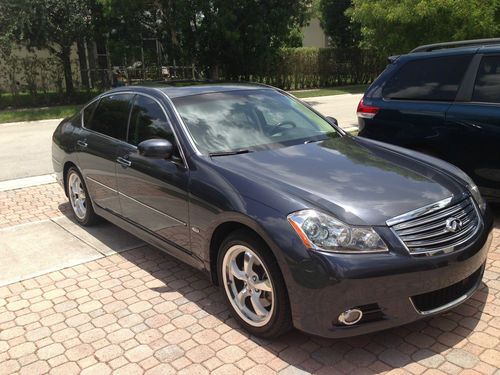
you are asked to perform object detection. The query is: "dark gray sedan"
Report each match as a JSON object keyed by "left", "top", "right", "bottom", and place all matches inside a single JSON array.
[{"left": 52, "top": 83, "right": 493, "bottom": 338}]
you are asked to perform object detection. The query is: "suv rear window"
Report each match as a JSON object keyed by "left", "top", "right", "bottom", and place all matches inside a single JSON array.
[
  {"left": 383, "top": 55, "right": 471, "bottom": 101},
  {"left": 472, "top": 55, "right": 500, "bottom": 103}
]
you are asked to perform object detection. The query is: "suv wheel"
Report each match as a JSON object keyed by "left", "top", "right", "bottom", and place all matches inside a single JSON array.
[{"left": 217, "top": 229, "right": 292, "bottom": 338}]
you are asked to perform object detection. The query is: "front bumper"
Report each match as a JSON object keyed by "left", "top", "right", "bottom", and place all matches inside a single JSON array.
[{"left": 286, "top": 213, "right": 493, "bottom": 338}]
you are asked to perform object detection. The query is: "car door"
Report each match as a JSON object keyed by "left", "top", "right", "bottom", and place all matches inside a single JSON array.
[
  {"left": 446, "top": 54, "right": 500, "bottom": 201},
  {"left": 75, "top": 93, "right": 133, "bottom": 213},
  {"left": 115, "top": 94, "right": 190, "bottom": 250}
]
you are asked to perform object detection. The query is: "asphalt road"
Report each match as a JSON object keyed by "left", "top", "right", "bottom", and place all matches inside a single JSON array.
[
  {"left": 0, "top": 119, "right": 63, "bottom": 181},
  {"left": 0, "top": 93, "right": 362, "bottom": 181}
]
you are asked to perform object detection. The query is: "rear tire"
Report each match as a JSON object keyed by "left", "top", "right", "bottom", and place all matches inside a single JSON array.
[
  {"left": 66, "top": 167, "right": 100, "bottom": 226},
  {"left": 217, "top": 229, "right": 292, "bottom": 338}
]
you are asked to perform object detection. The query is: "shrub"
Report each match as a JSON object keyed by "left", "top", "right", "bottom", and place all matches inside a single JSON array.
[{"left": 225, "top": 47, "right": 386, "bottom": 90}]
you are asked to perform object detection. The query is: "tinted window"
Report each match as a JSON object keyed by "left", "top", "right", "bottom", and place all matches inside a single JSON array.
[
  {"left": 128, "top": 95, "right": 174, "bottom": 146},
  {"left": 472, "top": 55, "right": 500, "bottom": 103},
  {"left": 82, "top": 100, "right": 98, "bottom": 127},
  {"left": 383, "top": 55, "right": 471, "bottom": 101},
  {"left": 87, "top": 94, "right": 133, "bottom": 140}
]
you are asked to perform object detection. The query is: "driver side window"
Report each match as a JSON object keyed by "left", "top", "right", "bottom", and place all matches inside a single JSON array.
[{"left": 128, "top": 95, "right": 175, "bottom": 146}]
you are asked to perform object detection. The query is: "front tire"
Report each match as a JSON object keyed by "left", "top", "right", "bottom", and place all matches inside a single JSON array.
[
  {"left": 66, "top": 167, "right": 99, "bottom": 226},
  {"left": 217, "top": 229, "right": 292, "bottom": 338}
]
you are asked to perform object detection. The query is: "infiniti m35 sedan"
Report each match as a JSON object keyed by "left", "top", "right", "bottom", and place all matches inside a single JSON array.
[{"left": 52, "top": 83, "right": 493, "bottom": 338}]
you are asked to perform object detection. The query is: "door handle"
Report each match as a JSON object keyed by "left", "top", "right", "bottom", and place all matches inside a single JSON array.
[
  {"left": 117, "top": 156, "right": 132, "bottom": 167},
  {"left": 77, "top": 140, "right": 88, "bottom": 148}
]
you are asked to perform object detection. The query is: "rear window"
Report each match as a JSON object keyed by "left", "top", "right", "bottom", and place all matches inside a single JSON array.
[
  {"left": 82, "top": 100, "right": 98, "bottom": 127},
  {"left": 472, "top": 55, "right": 500, "bottom": 103},
  {"left": 382, "top": 55, "right": 471, "bottom": 101},
  {"left": 87, "top": 94, "right": 133, "bottom": 140}
]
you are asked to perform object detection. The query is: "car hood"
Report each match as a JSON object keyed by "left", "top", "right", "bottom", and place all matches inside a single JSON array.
[{"left": 210, "top": 136, "right": 467, "bottom": 226}]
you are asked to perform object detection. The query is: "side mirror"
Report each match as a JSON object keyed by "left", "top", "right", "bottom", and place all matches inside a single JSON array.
[
  {"left": 326, "top": 116, "right": 338, "bottom": 126},
  {"left": 138, "top": 138, "right": 173, "bottom": 159}
]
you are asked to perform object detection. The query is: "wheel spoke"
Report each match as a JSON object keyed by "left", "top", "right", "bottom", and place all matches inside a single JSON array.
[
  {"left": 253, "top": 279, "right": 272, "bottom": 292},
  {"left": 243, "top": 251, "right": 255, "bottom": 275},
  {"left": 72, "top": 179, "right": 79, "bottom": 194},
  {"left": 229, "top": 260, "right": 246, "bottom": 281},
  {"left": 250, "top": 293, "right": 268, "bottom": 317},
  {"left": 235, "top": 287, "right": 248, "bottom": 307}
]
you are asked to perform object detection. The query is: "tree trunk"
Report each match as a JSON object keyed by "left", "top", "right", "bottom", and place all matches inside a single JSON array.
[
  {"left": 60, "top": 46, "right": 74, "bottom": 96},
  {"left": 76, "top": 39, "right": 90, "bottom": 89},
  {"left": 210, "top": 64, "right": 219, "bottom": 80}
]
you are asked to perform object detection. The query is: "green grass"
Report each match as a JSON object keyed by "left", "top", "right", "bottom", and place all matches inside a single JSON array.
[
  {"left": 290, "top": 84, "right": 368, "bottom": 98},
  {"left": 0, "top": 105, "right": 80, "bottom": 123}
]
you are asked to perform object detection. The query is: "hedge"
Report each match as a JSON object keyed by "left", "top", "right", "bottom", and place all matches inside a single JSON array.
[
  {"left": 230, "top": 47, "right": 386, "bottom": 90},
  {"left": 0, "top": 47, "right": 386, "bottom": 109}
]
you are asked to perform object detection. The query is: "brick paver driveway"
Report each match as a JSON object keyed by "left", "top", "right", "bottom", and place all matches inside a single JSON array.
[{"left": 1, "top": 183, "right": 499, "bottom": 374}]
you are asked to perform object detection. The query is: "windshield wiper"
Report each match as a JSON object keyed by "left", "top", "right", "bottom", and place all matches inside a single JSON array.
[
  {"left": 304, "top": 139, "right": 322, "bottom": 144},
  {"left": 208, "top": 149, "right": 253, "bottom": 157}
]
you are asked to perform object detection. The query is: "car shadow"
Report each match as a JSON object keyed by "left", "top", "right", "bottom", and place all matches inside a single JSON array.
[
  {"left": 492, "top": 203, "right": 500, "bottom": 228},
  {"left": 57, "top": 205, "right": 495, "bottom": 373},
  {"left": 121, "top": 246, "right": 490, "bottom": 373}
]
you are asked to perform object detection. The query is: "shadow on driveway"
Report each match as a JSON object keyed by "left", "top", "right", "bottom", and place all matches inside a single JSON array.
[{"left": 51, "top": 204, "right": 497, "bottom": 373}]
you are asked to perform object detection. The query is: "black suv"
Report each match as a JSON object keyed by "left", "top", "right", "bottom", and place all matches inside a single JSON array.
[{"left": 358, "top": 38, "right": 500, "bottom": 203}]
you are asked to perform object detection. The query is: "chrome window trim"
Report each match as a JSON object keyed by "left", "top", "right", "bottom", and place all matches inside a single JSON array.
[
  {"left": 80, "top": 96, "right": 102, "bottom": 129},
  {"left": 117, "top": 191, "right": 186, "bottom": 226},
  {"left": 386, "top": 196, "right": 453, "bottom": 227},
  {"left": 80, "top": 90, "right": 188, "bottom": 167}
]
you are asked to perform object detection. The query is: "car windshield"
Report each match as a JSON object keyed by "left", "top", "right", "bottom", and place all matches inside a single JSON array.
[{"left": 172, "top": 89, "right": 340, "bottom": 155}]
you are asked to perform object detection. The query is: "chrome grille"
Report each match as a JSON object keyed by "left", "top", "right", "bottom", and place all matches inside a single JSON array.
[{"left": 389, "top": 197, "right": 480, "bottom": 256}]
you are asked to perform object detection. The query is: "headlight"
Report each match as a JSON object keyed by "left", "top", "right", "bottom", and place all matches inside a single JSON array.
[
  {"left": 468, "top": 184, "right": 486, "bottom": 213},
  {"left": 288, "top": 209, "right": 388, "bottom": 253}
]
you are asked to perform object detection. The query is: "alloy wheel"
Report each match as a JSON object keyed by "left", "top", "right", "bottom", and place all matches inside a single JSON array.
[
  {"left": 68, "top": 172, "right": 87, "bottom": 220},
  {"left": 222, "top": 245, "right": 274, "bottom": 327}
]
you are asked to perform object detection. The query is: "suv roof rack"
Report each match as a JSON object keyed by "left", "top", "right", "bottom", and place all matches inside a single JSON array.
[{"left": 410, "top": 38, "right": 500, "bottom": 53}]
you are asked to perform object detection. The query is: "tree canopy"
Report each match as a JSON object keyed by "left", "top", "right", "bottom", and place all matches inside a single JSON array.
[
  {"left": 349, "top": 0, "right": 500, "bottom": 55},
  {"left": 319, "top": 0, "right": 360, "bottom": 48},
  {"left": 0, "top": 0, "right": 93, "bottom": 94},
  {"left": 98, "top": 0, "right": 311, "bottom": 77}
]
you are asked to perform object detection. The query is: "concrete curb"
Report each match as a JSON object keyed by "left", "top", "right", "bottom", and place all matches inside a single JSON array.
[
  {"left": 0, "top": 118, "right": 63, "bottom": 127},
  {"left": 0, "top": 174, "right": 57, "bottom": 192}
]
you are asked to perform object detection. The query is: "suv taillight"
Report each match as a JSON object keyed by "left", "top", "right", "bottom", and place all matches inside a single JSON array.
[{"left": 357, "top": 98, "right": 379, "bottom": 119}]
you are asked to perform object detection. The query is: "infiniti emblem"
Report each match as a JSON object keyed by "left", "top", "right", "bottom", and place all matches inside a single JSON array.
[{"left": 445, "top": 217, "right": 463, "bottom": 233}]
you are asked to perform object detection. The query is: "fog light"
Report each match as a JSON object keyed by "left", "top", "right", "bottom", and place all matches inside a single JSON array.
[{"left": 338, "top": 308, "right": 363, "bottom": 325}]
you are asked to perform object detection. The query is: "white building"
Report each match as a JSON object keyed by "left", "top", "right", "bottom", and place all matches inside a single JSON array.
[{"left": 301, "top": 17, "right": 328, "bottom": 48}]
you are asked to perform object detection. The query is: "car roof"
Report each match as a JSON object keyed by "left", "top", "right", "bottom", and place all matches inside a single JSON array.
[
  {"left": 159, "top": 83, "right": 272, "bottom": 99},
  {"left": 398, "top": 43, "right": 500, "bottom": 63},
  {"left": 108, "top": 82, "right": 274, "bottom": 99}
]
